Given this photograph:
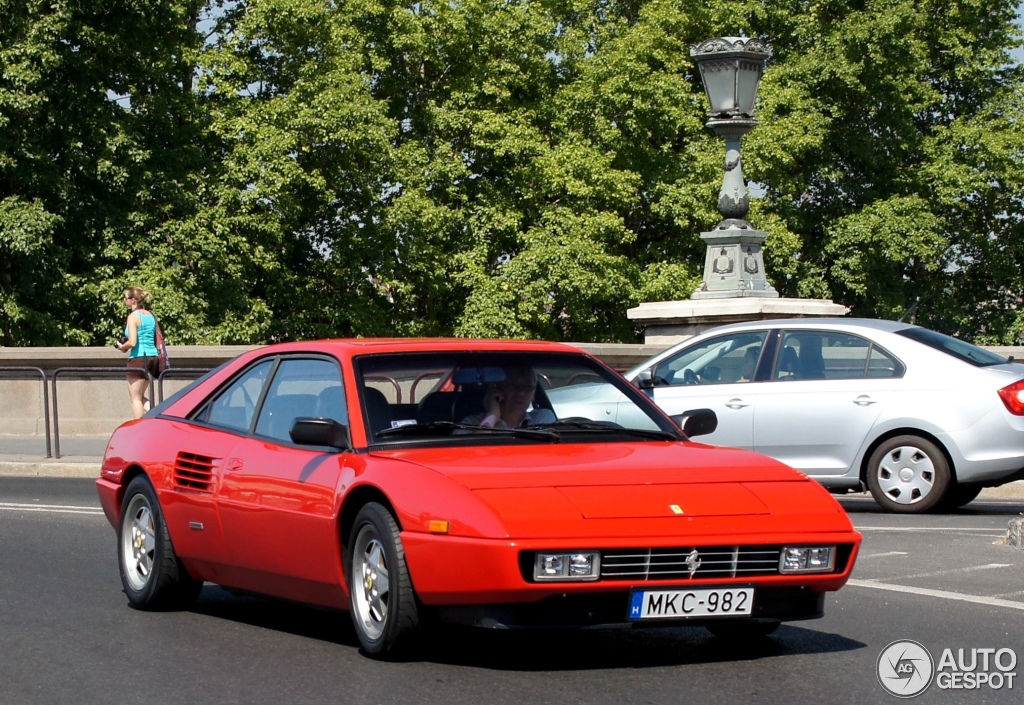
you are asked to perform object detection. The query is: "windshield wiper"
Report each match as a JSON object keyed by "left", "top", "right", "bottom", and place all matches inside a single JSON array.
[
  {"left": 538, "top": 420, "right": 679, "bottom": 441},
  {"left": 375, "top": 421, "right": 560, "bottom": 442}
]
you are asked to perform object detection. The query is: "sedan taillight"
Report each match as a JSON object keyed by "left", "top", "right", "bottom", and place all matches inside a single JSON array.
[{"left": 997, "top": 379, "right": 1024, "bottom": 416}]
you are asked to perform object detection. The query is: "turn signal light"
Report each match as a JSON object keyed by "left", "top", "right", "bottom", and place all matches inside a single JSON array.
[{"left": 997, "top": 380, "right": 1024, "bottom": 416}]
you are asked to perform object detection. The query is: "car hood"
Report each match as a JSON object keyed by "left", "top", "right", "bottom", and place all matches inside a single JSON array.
[{"left": 375, "top": 442, "right": 853, "bottom": 537}]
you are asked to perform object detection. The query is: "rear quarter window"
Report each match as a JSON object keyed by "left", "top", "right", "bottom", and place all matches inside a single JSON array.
[{"left": 896, "top": 328, "right": 1007, "bottom": 367}]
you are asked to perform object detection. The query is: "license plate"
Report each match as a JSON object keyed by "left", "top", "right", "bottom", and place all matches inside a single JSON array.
[{"left": 628, "top": 586, "right": 754, "bottom": 620}]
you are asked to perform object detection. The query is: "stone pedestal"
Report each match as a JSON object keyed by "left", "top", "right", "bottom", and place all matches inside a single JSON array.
[
  {"left": 692, "top": 221, "right": 777, "bottom": 299},
  {"left": 627, "top": 298, "right": 850, "bottom": 347}
]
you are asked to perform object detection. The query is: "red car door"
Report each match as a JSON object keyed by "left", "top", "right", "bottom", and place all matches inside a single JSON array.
[{"left": 215, "top": 356, "right": 351, "bottom": 606}]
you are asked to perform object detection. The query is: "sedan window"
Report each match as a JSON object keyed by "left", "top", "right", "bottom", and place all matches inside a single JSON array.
[
  {"left": 896, "top": 327, "right": 1009, "bottom": 367},
  {"left": 652, "top": 332, "right": 768, "bottom": 386},
  {"left": 774, "top": 331, "right": 904, "bottom": 380}
]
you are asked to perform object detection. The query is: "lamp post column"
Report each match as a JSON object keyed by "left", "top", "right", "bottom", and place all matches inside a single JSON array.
[{"left": 690, "top": 37, "right": 777, "bottom": 299}]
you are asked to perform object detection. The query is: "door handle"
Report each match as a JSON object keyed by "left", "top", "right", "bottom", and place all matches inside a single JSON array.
[
  {"left": 853, "top": 395, "right": 876, "bottom": 406},
  {"left": 725, "top": 398, "right": 749, "bottom": 409}
]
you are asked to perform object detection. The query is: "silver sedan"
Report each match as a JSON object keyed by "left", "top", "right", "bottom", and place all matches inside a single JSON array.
[{"left": 548, "top": 318, "right": 1024, "bottom": 513}]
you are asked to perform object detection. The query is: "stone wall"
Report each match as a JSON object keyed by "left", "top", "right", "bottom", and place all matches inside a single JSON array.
[{"left": 2, "top": 342, "right": 1021, "bottom": 445}]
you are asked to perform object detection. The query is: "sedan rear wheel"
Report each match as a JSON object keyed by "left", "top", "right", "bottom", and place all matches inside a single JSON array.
[
  {"left": 938, "top": 484, "right": 983, "bottom": 511},
  {"left": 347, "top": 503, "right": 420, "bottom": 658},
  {"left": 118, "top": 476, "right": 202, "bottom": 609},
  {"left": 866, "top": 436, "right": 951, "bottom": 513}
]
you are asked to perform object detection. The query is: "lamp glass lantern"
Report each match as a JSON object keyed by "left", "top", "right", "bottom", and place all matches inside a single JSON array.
[{"left": 691, "top": 37, "right": 771, "bottom": 120}]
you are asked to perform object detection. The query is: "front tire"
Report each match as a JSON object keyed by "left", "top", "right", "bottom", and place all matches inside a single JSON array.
[
  {"left": 866, "top": 436, "right": 951, "bottom": 513},
  {"left": 118, "top": 476, "right": 202, "bottom": 609},
  {"left": 347, "top": 503, "right": 420, "bottom": 658}
]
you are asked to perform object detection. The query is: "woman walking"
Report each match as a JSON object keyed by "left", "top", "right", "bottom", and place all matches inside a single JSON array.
[{"left": 116, "top": 287, "right": 160, "bottom": 419}]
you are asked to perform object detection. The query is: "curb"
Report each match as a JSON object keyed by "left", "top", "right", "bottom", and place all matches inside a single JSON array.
[{"left": 0, "top": 460, "right": 100, "bottom": 478}]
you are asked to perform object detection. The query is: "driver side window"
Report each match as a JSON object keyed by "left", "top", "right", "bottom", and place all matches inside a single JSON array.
[{"left": 653, "top": 332, "right": 769, "bottom": 386}]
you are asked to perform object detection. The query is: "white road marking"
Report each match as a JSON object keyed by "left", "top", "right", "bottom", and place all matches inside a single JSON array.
[
  {"left": 855, "top": 526, "right": 1002, "bottom": 532},
  {"left": 991, "top": 589, "right": 1024, "bottom": 599},
  {"left": 0, "top": 502, "right": 103, "bottom": 516},
  {"left": 848, "top": 579, "right": 1024, "bottom": 611},
  {"left": 859, "top": 551, "right": 908, "bottom": 558},
  {"left": 882, "top": 563, "right": 1012, "bottom": 581}
]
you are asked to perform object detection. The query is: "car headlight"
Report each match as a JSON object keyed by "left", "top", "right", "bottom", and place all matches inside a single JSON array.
[
  {"left": 533, "top": 551, "right": 601, "bottom": 581},
  {"left": 779, "top": 546, "right": 835, "bottom": 573}
]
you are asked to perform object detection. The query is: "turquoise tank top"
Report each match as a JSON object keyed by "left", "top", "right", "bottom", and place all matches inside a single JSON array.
[{"left": 126, "top": 311, "right": 159, "bottom": 358}]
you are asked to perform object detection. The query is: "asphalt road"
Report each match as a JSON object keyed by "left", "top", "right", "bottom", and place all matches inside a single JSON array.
[{"left": 1, "top": 478, "right": 1022, "bottom": 705}]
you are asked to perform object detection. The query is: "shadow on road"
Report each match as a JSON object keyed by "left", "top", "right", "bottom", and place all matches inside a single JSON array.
[
  {"left": 836, "top": 496, "right": 1024, "bottom": 516},
  {"left": 187, "top": 586, "right": 866, "bottom": 669}
]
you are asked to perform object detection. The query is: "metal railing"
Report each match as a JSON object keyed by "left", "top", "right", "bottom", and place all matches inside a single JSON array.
[
  {"left": 0, "top": 367, "right": 52, "bottom": 458},
  {"left": 49, "top": 366, "right": 213, "bottom": 458},
  {"left": 156, "top": 368, "right": 211, "bottom": 402}
]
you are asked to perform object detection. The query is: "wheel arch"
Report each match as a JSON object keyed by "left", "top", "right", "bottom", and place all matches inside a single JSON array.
[
  {"left": 859, "top": 428, "right": 958, "bottom": 487},
  {"left": 338, "top": 485, "right": 399, "bottom": 555},
  {"left": 109, "top": 464, "right": 150, "bottom": 524}
]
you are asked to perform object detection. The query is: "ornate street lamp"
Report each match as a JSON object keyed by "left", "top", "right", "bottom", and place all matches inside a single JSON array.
[{"left": 690, "top": 37, "right": 778, "bottom": 299}]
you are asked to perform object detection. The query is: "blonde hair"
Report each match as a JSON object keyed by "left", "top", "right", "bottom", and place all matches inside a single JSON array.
[{"left": 124, "top": 287, "right": 151, "bottom": 307}]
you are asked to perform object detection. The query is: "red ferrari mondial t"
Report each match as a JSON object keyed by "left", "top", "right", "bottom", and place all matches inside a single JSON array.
[{"left": 96, "top": 339, "right": 861, "bottom": 659}]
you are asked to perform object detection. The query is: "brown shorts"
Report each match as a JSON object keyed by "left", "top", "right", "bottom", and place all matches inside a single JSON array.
[{"left": 127, "top": 356, "right": 160, "bottom": 379}]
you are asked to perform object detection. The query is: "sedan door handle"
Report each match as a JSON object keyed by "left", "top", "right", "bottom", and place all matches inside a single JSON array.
[
  {"left": 725, "top": 398, "right": 750, "bottom": 410},
  {"left": 853, "top": 395, "right": 877, "bottom": 406}
]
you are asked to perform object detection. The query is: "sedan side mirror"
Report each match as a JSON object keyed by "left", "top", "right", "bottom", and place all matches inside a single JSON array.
[
  {"left": 671, "top": 408, "right": 718, "bottom": 438},
  {"left": 290, "top": 417, "right": 351, "bottom": 450},
  {"left": 634, "top": 369, "right": 655, "bottom": 389}
]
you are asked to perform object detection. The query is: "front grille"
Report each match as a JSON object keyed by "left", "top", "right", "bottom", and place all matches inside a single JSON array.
[{"left": 600, "top": 545, "right": 782, "bottom": 581}]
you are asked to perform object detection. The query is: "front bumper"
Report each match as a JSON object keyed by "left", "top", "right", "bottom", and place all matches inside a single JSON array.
[
  {"left": 435, "top": 586, "right": 825, "bottom": 629},
  {"left": 402, "top": 530, "right": 860, "bottom": 606}
]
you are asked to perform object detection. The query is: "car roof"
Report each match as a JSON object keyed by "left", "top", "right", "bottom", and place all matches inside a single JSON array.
[
  {"left": 627, "top": 317, "right": 922, "bottom": 375},
  {"left": 696, "top": 317, "right": 916, "bottom": 335},
  {"left": 255, "top": 338, "right": 587, "bottom": 355}
]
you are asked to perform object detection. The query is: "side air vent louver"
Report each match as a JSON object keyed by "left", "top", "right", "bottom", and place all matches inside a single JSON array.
[{"left": 173, "top": 452, "right": 217, "bottom": 494}]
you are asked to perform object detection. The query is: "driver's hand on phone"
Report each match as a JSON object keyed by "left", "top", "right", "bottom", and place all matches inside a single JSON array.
[
  {"left": 480, "top": 385, "right": 505, "bottom": 426},
  {"left": 484, "top": 385, "right": 504, "bottom": 415}
]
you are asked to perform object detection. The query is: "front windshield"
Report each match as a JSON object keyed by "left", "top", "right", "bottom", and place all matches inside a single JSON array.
[{"left": 354, "top": 351, "right": 680, "bottom": 445}]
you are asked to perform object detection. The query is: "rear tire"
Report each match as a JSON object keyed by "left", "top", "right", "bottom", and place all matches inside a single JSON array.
[
  {"left": 118, "top": 476, "right": 202, "bottom": 609},
  {"left": 347, "top": 503, "right": 420, "bottom": 659},
  {"left": 866, "top": 436, "right": 951, "bottom": 513},
  {"left": 938, "top": 484, "right": 983, "bottom": 510}
]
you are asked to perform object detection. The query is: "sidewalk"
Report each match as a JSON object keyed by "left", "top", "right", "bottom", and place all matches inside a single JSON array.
[
  {"left": 1, "top": 433, "right": 1023, "bottom": 499},
  {"left": 0, "top": 436, "right": 107, "bottom": 478}
]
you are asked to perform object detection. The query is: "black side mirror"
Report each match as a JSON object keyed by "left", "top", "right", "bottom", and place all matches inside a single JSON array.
[
  {"left": 290, "top": 417, "right": 351, "bottom": 450},
  {"left": 671, "top": 408, "right": 718, "bottom": 438}
]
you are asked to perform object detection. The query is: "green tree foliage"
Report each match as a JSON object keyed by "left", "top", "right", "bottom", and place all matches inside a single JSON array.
[
  {"left": 1, "top": 0, "right": 1021, "bottom": 345},
  {"left": 0, "top": 0, "right": 209, "bottom": 344},
  {"left": 747, "top": 0, "right": 1024, "bottom": 342}
]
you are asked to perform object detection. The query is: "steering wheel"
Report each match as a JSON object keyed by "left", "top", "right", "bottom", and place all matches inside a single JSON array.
[{"left": 681, "top": 368, "right": 698, "bottom": 385}]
